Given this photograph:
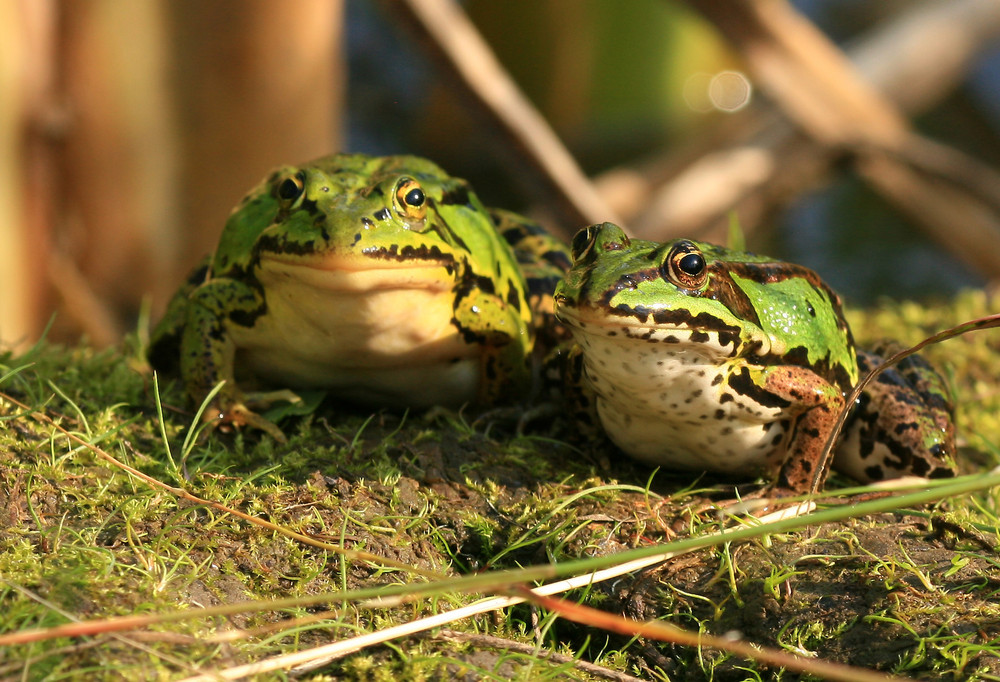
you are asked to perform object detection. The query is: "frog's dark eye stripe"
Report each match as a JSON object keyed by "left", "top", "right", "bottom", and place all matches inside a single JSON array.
[
  {"left": 394, "top": 177, "right": 428, "bottom": 223},
  {"left": 665, "top": 240, "right": 708, "bottom": 289},
  {"left": 277, "top": 172, "right": 305, "bottom": 202}
]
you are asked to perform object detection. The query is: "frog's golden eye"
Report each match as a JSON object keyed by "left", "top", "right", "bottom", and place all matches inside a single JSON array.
[
  {"left": 276, "top": 172, "right": 305, "bottom": 203},
  {"left": 665, "top": 240, "right": 707, "bottom": 288},
  {"left": 394, "top": 178, "right": 427, "bottom": 222}
]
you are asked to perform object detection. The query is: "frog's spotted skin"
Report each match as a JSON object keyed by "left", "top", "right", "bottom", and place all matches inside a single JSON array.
[
  {"left": 553, "top": 223, "right": 955, "bottom": 494},
  {"left": 497, "top": 213, "right": 574, "bottom": 351},
  {"left": 149, "top": 153, "right": 570, "bottom": 439},
  {"left": 835, "top": 343, "right": 955, "bottom": 482}
]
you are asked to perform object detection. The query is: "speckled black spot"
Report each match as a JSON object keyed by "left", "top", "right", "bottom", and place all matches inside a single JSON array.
[
  {"left": 728, "top": 367, "right": 791, "bottom": 409},
  {"left": 300, "top": 197, "right": 320, "bottom": 216},
  {"left": 864, "top": 465, "right": 886, "bottom": 481},
  {"left": 506, "top": 285, "right": 521, "bottom": 312},
  {"left": 439, "top": 183, "right": 472, "bottom": 207},
  {"left": 484, "top": 356, "right": 498, "bottom": 380},
  {"left": 230, "top": 305, "right": 265, "bottom": 328}
]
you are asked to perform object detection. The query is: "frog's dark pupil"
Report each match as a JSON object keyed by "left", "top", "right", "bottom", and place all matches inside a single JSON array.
[
  {"left": 678, "top": 253, "right": 705, "bottom": 276},
  {"left": 405, "top": 187, "right": 425, "bottom": 207},
  {"left": 278, "top": 177, "right": 303, "bottom": 201}
]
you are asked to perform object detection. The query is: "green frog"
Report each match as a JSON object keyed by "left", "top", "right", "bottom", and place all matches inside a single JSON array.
[
  {"left": 149, "top": 153, "right": 571, "bottom": 440},
  {"left": 553, "top": 223, "right": 956, "bottom": 494}
]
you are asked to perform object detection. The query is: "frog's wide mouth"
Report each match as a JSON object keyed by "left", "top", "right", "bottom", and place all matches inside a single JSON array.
[
  {"left": 556, "top": 300, "right": 757, "bottom": 355},
  {"left": 258, "top": 252, "right": 454, "bottom": 293},
  {"left": 556, "top": 300, "right": 702, "bottom": 334}
]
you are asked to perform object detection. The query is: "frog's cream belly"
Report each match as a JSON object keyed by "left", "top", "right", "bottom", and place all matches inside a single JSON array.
[
  {"left": 576, "top": 329, "right": 789, "bottom": 476},
  {"left": 234, "top": 262, "right": 480, "bottom": 407}
]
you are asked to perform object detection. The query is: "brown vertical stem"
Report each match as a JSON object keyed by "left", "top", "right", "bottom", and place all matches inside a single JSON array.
[
  {"left": 167, "top": 0, "right": 344, "bottom": 286},
  {"left": 3, "top": 0, "right": 60, "bottom": 348}
]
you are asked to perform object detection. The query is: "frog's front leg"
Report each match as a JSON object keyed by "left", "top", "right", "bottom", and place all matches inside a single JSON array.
[
  {"left": 451, "top": 281, "right": 532, "bottom": 407},
  {"left": 538, "top": 342, "right": 602, "bottom": 435},
  {"left": 148, "top": 257, "right": 212, "bottom": 374},
  {"left": 179, "top": 278, "right": 290, "bottom": 441},
  {"left": 754, "top": 365, "right": 846, "bottom": 496}
]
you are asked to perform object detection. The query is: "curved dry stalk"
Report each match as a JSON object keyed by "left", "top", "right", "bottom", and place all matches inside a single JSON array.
[
  {"left": 7, "top": 469, "right": 996, "bottom": 677},
  {"left": 180, "top": 488, "right": 971, "bottom": 681},
  {"left": 812, "top": 313, "right": 1000, "bottom": 493},
  {"left": 387, "top": 0, "right": 621, "bottom": 231},
  {"left": 685, "top": 0, "right": 1000, "bottom": 276}
]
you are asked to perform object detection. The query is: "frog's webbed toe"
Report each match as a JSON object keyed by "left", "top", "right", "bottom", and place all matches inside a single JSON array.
[
  {"left": 243, "top": 389, "right": 302, "bottom": 411},
  {"left": 209, "top": 402, "right": 289, "bottom": 443}
]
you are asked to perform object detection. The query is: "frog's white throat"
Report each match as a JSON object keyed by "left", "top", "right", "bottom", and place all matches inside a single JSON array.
[{"left": 570, "top": 320, "right": 788, "bottom": 476}]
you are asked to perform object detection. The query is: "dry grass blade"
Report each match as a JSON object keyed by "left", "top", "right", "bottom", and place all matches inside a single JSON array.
[
  {"left": 180, "top": 548, "right": 704, "bottom": 679},
  {"left": 4, "top": 582, "right": 206, "bottom": 677},
  {"left": 6, "top": 467, "right": 999, "bottom": 676},
  {"left": 518, "top": 589, "right": 910, "bottom": 682},
  {"left": 166, "top": 486, "right": 995, "bottom": 679}
]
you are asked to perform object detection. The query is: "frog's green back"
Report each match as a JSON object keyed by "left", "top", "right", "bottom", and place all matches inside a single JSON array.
[
  {"left": 213, "top": 179, "right": 284, "bottom": 274},
  {"left": 729, "top": 268, "right": 857, "bottom": 387}
]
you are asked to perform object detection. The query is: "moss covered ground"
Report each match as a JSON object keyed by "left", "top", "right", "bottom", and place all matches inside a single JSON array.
[{"left": 2, "top": 289, "right": 1000, "bottom": 681}]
